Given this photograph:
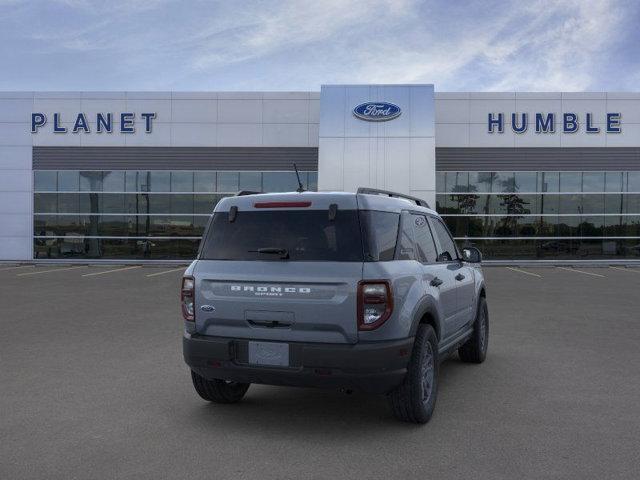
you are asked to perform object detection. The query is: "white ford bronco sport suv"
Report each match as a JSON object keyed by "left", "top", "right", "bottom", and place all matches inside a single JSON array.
[{"left": 182, "top": 188, "right": 488, "bottom": 423}]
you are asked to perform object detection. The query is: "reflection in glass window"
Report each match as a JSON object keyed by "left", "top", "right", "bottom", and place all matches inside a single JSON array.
[
  {"left": 628, "top": 172, "right": 640, "bottom": 192},
  {"left": 580, "top": 216, "right": 604, "bottom": 236},
  {"left": 604, "top": 216, "right": 624, "bottom": 236},
  {"left": 103, "top": 171, "right": 125, "bottom": 192},
  {"left": 538, "top": 172, "right": 559, "bottom": 192},
  {"left": 581, "top": 194, "right": 604, "bottom": 214},
  {"left": 194, "top": 194, "right": 222, "bottom": 214},
  {"left": 262, "top": 172, "right": 299, "bottom": 192},
  {"left": 496, "top": 194, "right": 536, "bottom": 215},
  {"left": 32, "top": 169, "right": 319, "bottom": 260},
  {"left": 560, "top": 172, "right": 582, "bottom": 192},
  {"left": 147, "top": 194, "right": 171, "bottom": 214},
  {"left": 79, "top": 193, "right": 94, "bottom": 214},
  {"left": 34, "top": 215, "right": 57, "bottom": 236},
  {"left": 514, "top": 172, "right": 537, "bottom": 192},
  {"left": 429, "top": 217, "right": 458, "bottom": 261},
  {"left": 239, "top": 172, "right": 262, "bottom": 192},
  {"left": 396, "top": 212, "right": 416, "bottom": 261},
  {"left": 194, "top": 172, "right": 217, "bottom": 192},
  {"left": 34, "top": 171, "right": 57, "bottom": 191},
  {"left": 559, "top": 194, "right": 581, "bottom": 214},
  {"left": 626, "top": 216, "right": 640, "bottom": 236},
  {"left": 582, "top": 172, "right": 605, "bottom": 192},
  {"left": 217, "top": 172, "right": 239, "bottom": 192},
  {"left": 443, "top": 216, "right": 467, "bottom": 238},
  {"left": 625, "top": 195, "right": 640, "bottom": 216},
  {"left": 79, "top": 172, "right": 103, "bottom": 192},
  {"left": 539, "top": 216, "right": 558, "bottom": 236},
  {"left": 58, "top": 171, "right": 79, "bottom": 192},
  {"left": 171, "top": 172, "right": 194, "bottom": 192},
  {"left": 58, "top": 193, "right": 80, "bottom": 213},
  {"left": 170, "top": 194, "right": 194, "bottom": 214},
  {"left": 558, "top": 216, "right": 580, "bottom": 237},
  {"left": 605, "top": 172, "right": 623, "bottom": 192},
  {"left": 435, "top": 172, "right": 445, "bottom": 192},
  {"left": 515, "top": 216, "right": 539, "bottom": 237},
  {"left": 101, "top": 194, "right": 125, "bottom": 214},
  {"left": 307, "top": 172, "right": 318, "bottom": 191},
  {"left": 148, "top": 171, "right": 170, "bottom": 192},
  {"left": 125, "top": 171, "right": 144, "bottom": 192},
  {"left": 469, "top": 172, "right": 493, "bottom": 192},
  {"left": 412, "top": 215, "right": 438, "bottom": 263},
  {"left": 540, "top": 194, "right": 559, "bottom": 214},
  {"left": 493, "top": 172, "right": 515, "bottom": 192},
  {"left": 445, "top": 172, "right": 468, "bottom": 193}
]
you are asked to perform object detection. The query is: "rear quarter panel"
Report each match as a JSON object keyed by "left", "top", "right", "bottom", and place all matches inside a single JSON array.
[{"left": 359, "top": 260, "right": 427, "bottom": 342}]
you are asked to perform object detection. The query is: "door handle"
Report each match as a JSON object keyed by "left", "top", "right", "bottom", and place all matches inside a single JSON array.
[
  {"left": 430, "top": 277, "right": 443, "bottom": 287},
  {"left": 455, "top": 273, "right": 465, "bottom": 281}
]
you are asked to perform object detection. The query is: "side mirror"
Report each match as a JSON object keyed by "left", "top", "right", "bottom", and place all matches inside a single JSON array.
[{"left": 462, "top": 247, "right": 482, "bottom": 263}]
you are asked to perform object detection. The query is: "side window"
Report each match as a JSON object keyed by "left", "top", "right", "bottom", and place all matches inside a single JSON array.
[
  {"left": 396, "top": 211, "right": 416, "bottom": 260},
  {"left": 429, "top": 217, "right": 458, "bottom": 262},
  {"left": 412, "top": 214, "right": 438, "bottom": 263}
]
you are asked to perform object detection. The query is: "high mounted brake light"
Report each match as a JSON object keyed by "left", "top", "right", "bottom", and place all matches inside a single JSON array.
[
  {"left": 357, "top": 280, "right": 393, "bottom": 331},
  {"left": 254, "top": 201, "right": 312, "bottom": 208}
]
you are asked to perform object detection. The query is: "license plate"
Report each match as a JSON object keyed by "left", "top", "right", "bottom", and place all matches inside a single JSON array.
[{"left": 248, "top": 341, "right": 289, "bottom": 367}]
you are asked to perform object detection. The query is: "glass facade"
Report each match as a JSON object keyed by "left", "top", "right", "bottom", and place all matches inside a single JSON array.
[
  {"left": 33, "top": 170, "right": 318, "bottom": 259},
  {"left": 33, "top": 168, "right": 640, "bottom": 261},
  {"left": 436, "top": 171, "right": 640, "bottom": 260}
]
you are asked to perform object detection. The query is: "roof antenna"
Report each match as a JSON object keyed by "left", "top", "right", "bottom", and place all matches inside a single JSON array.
[{"left": 293, "top": 163, "right": 305, "bottom": 193}]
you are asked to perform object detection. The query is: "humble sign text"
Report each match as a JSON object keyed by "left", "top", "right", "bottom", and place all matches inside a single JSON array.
[{"left": 488, "top": 112, "right": 621, "bottom": 134}]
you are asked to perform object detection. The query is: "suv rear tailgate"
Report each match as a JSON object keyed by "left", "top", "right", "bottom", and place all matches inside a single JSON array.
[{"left": 194, "top": 260, "right": 362, "bottom": 344}]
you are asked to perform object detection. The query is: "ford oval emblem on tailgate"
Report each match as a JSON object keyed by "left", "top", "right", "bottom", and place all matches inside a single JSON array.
[
  {"left": 353, "top": 102, "right": 401, "bottom": 122},
  {"left": 200, "top": 305, "right": 215, "bottom": 312}
]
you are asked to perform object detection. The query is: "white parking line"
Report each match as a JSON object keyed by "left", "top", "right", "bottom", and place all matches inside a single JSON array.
[
  {"left": 146, "top": 267, "right": 186, "bottom": 277},
  {"left": 17, "top": 266, "right": 86, "bottom": 276},
  {"left": 506, "top": 267, "right": 542, "bottom": 278},
  {"left": 609, "top": 266, "right": 640, "bottom": 274},
  {"left": 0, "top": 265, "right": 34, "bottom": 272},
  {"left": 82, "top": 265, "right": 142, "bottom": 277},
  {"left": 557, "top": 266, "right": 606, "bottom": 278}
]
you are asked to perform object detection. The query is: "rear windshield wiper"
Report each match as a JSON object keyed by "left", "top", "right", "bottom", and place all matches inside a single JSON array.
[{"left": 248, "top": 247, "right": 290, "bottom": 259}]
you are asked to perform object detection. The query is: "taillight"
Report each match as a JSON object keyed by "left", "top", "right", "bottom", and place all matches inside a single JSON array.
[
  {"left": 357, "top": 281, "right": 393, "bottom": 330},
  {"left": 181, "top": 276, "right": 195, "bottom": 321}
]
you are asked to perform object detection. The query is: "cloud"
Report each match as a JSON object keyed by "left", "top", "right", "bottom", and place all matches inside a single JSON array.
[
  {"left": 189, "top": 0, "right": 415, "bottom": 70},
  {"left": 0, "top": 0, "right": 637, "bottom": 91}
]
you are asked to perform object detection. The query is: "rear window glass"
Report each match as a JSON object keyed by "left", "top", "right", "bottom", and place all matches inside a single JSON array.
[
  {"left": 200, "top": 210, "right": 364, "bottom": 261},
  {"left": 200, "top": 208, "right": 402, "bottom": 262},
  {"left": 359, "top": 210, "right": 400, "bottom": 261}
]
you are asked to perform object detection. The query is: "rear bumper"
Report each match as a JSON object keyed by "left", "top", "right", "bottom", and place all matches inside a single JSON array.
[{"left": 183, "top": 332, "right": 413, "bottom": 394}]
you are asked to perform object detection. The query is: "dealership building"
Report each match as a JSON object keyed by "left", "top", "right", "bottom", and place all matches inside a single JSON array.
[{"left": 1, "top": 84, "right": 639, "bottom": 262}]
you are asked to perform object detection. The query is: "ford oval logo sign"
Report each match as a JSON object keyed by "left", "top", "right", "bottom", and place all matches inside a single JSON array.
[{"left": 353, "top": 102, "right": 401, "bottom": 122}]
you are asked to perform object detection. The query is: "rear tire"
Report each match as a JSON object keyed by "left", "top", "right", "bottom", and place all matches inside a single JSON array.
[
  {"left": 388, "top": 324, "right": 438, "bottom": 424},
  {"left": 190, "top": 370, "right": 250, "bottom": 404},
  {"left": 458, "top": 296, "right": 489, "bottom": 364}
]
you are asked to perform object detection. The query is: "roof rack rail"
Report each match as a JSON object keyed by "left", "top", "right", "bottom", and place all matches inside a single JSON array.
[
  {"left": 235, "top": 190, "right": 262, "bottom": 196},
  {"left": 357, "top": 187, "right": 430, "bottom": 208}
]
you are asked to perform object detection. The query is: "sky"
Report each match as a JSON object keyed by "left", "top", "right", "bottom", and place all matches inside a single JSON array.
[{"left": 0, "top": 0, "right": 638, "bottom": 92}]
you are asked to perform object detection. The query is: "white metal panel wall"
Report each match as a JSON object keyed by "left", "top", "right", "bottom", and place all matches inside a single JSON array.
[
  {"left": 0, "top": 92, "right": 32, "bottom": 260},
  {"left": 434, "top": 92, "right": 640, "bottom": 148},
  {"left": 318, "top": 85, "right": 436, "bottom": 206},
  {"left": 0, "top": 91, "right": 321, "bottom": 260},
  {"left": 27, "top": 92, "right": 320, "bottom": 148}
]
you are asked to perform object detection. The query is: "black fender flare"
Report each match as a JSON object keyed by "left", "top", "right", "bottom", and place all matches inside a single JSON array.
[
  {"left": 409, "top": 295, "right": 443, "bottom": 341},
  {"left": 476, "top": 280, "right": 487, "bottom": 309}
]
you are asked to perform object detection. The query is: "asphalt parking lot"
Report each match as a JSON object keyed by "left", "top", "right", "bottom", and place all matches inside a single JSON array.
[{"left": 1, "top": 264, "right": 640, "bottom": 479}]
